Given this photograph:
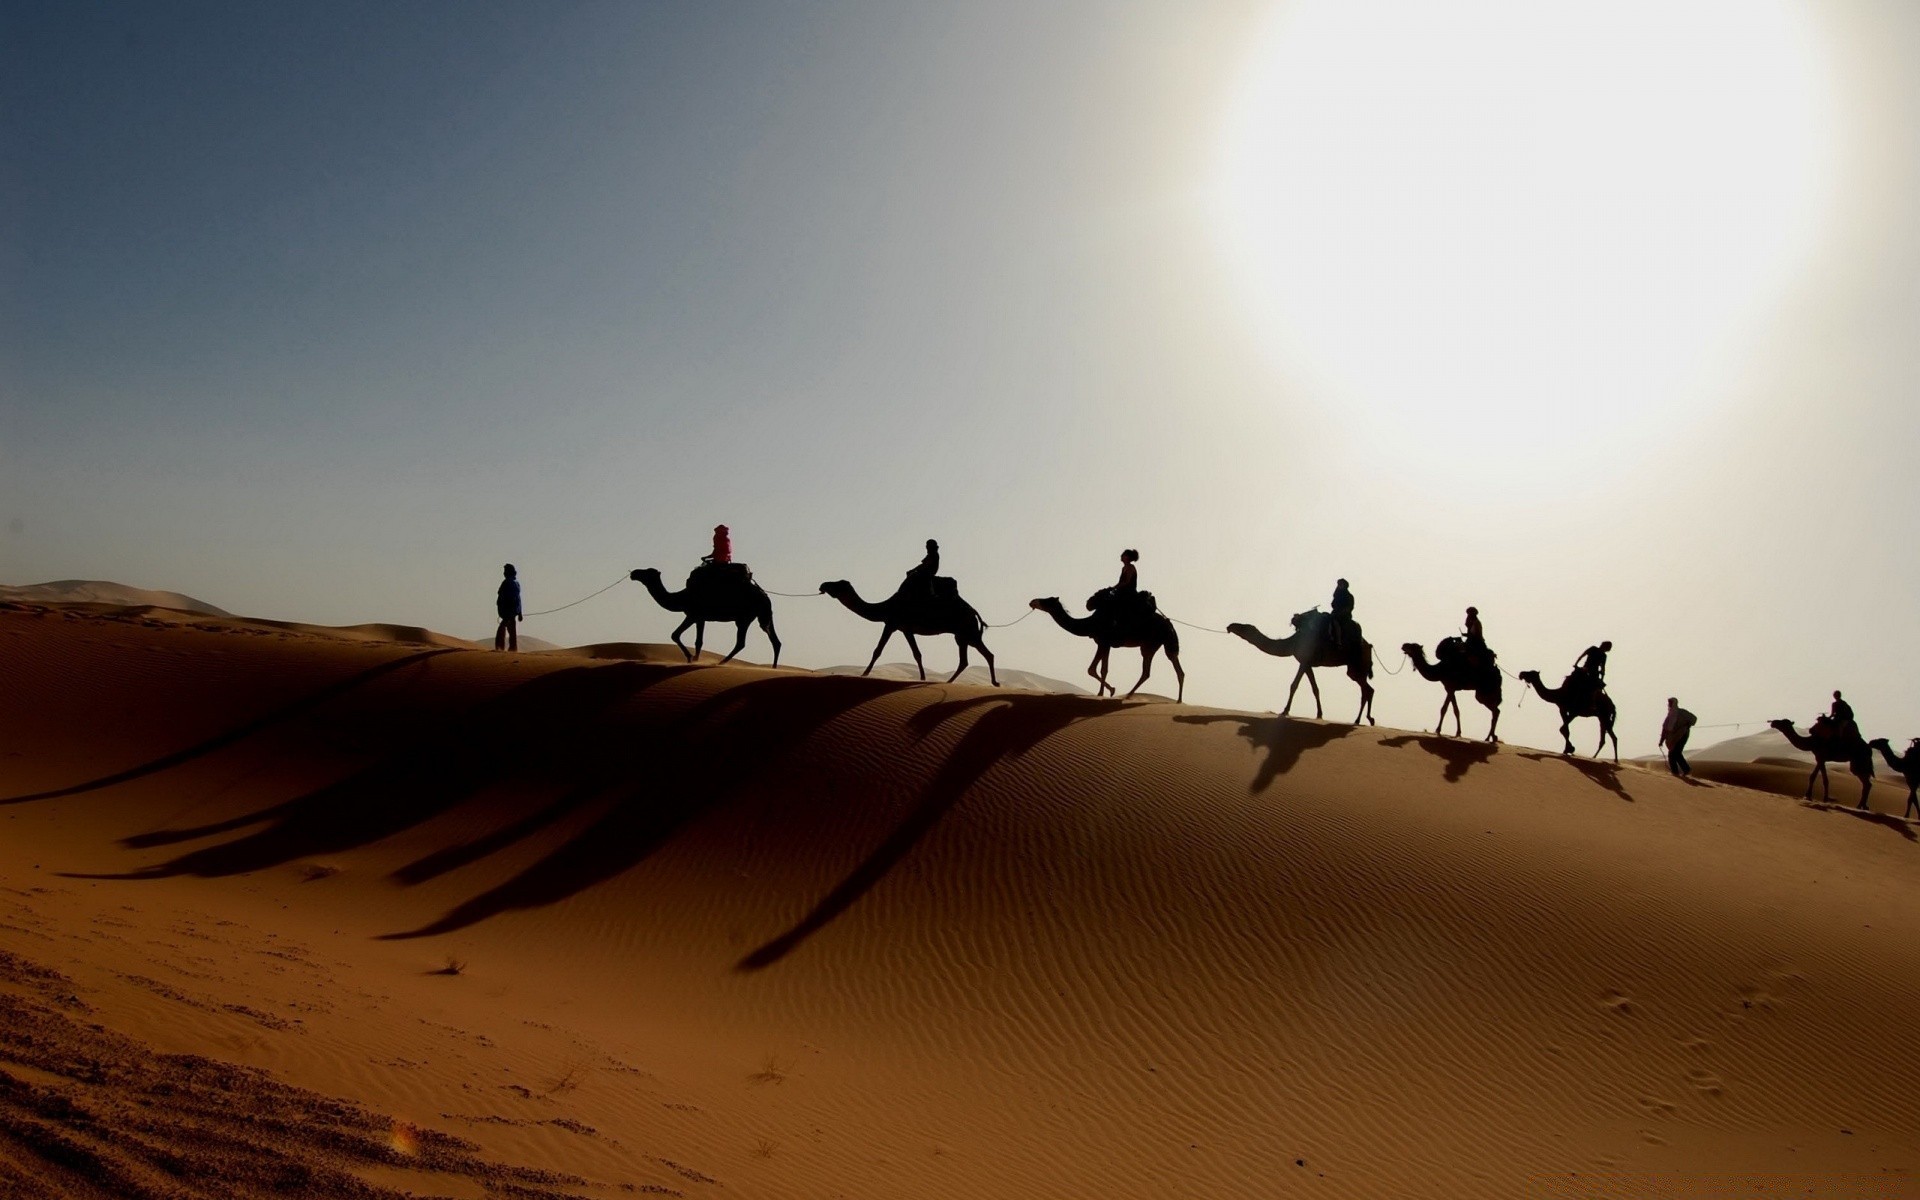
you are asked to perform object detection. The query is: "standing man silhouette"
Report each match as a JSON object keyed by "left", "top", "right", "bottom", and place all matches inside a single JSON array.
[
  {"left": 494, "top": 564, "right": 523, "bottom": 652},
  {"left": 1659, "top": 697, "right": 1696, "bottom": 777}
]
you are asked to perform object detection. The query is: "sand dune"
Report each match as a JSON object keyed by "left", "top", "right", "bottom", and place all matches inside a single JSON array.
[
  {"left": 3, "top": 600, "right": 1919, "bottom": 1197},
  {"left": 818, "top": 662, "right": 1087, "bottom": 692},
  {"left": 0, "top": 578, "right": 230, "bottom": 615}
]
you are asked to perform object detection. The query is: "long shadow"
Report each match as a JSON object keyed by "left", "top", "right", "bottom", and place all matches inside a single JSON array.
[
  {"left": 1173, "top": 713, "right": 1353, "bottom": 792},
  {"left": 1517, "top": 751, "right": 1632, "bottom": 801},
  {"left": 1, "top": 648, "right": 460, "bottom": 805},
  {"left": 736, "top": 690, "right": 1116, "bottom": 971},
  {"left": 1380, "top": 733, "right": 1496, "bottom": 783},
  {"left": 77, "top": 661, "right": 682, "bottom": 881},
  {"left": 1802, "top": 801, "right": 1917, "bottom": 842},
  {"left": 382, "top": 672, "right": 904, "bottom": 940}
]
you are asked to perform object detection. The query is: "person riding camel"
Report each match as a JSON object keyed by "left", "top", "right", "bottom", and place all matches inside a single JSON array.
[
  {"left": 904, "top": 538, "right": 941, "bottom": 600},
  {"left": 1116, "top": 549, "right": 1139, "bottom": 597},
  {"left": 1463, "top": 606, "right": 1484, "bottom": 647},
  {"left": 1571, "top": 640, "right": 1611, "bottom": 700},
  {"left": 703, "top": 524, "right": 732, "bottom": 566},
  {"left": 1329, "top": 578, "right": 1355, "bottom": 651},
  {"left": 1829, "top": 690, "right": 1859, "bottom": 743}
]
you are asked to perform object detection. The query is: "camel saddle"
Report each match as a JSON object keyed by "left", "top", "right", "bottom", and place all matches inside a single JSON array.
[
  {"left": 688, "top": 561, "right": 754, "bottom": 591},
  {"left": 1087, "top": 586, "right": 1157, "bottom": 616},
  {"left": 1438, "top": 635, "right": 1497, "bottom": 675}
]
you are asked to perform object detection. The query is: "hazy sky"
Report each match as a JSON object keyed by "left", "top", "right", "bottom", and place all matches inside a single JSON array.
[{"left": 5, "top": 1, "right": 1918, "bottom": 756}]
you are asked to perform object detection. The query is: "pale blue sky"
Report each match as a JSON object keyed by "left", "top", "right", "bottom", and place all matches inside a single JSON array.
[{"left": 5, "top": 1, "right": 1918, "bottom": 756}]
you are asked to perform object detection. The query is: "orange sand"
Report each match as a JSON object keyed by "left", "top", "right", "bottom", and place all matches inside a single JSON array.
[{"left": 2, "top": 599, "right": 1919, "bottom": 1197}]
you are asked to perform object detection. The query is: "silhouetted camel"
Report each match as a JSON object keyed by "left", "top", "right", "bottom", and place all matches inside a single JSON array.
[
  {"left": 1769, "top": 718, "right": 1873, "bottom": 809},
  {"left": 629, "top": 566, "right": 781, "bottom": 666},
  {"left": 1029, "top": 597, "right": 1183, "bottom": 702},
  {"left": 1226, "top": 611, "right": 1375, "bottom": 725},
  {"left": 1516, "top": 670, "right": 1618, "bottom": 761},
  {"left": 820, "top": 578, "right": 998, "bottom": 686},
  {"left": 1402, "top": 639, "right": 1501, "bottom": 742},
  {"left": 1868, "top": 738, "right": 1920, "bottom": 820}
]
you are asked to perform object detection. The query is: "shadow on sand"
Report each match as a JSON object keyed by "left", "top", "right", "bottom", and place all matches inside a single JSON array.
[
  {"left": 1516, "top": 751, "right": 1632, "bottom": 801},
  {"left": 1173, "top": 714, "right": 1352, "bottom": 793},
  {"left": 734, "top": 691, "right": 1117, "bottom": 970},
  {"left": 2, "top": 648, "right": 461, "bottom": 806},
  {"left": 1379, "top": 733, "right": 1496, "bottom": 783},
  {"left": 1801, "top": 801, "right": 1918, "bottom": 842}
]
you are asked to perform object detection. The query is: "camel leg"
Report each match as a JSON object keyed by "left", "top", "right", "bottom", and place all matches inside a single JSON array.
[
  {"left": 1282, "top": 664, "right": 1308, "bottom": 716},
  {"left": 1168, "top": 650, "right": 1184, "bottom": 704},
  {"left": 903, "top": 633, "right": 926, "bottom": 681},
  {"left": 1125, "top": 646, "right": 1158, "bottom": 698},
  {"left": 1088, "top": 647, "right": 1114, "bottom": 697},
  {"left": 973, "top": 635, "right": 999, "bottom": 687},
  {"left": 1305, "top": 668, "right": 1324, "bottom": 719},
  {"left": 1356, "top": 677, "right": 1375, "bottom": 726},
  {"left": 1559, "top": 714, "right": 1574, "bottom": 756},
  {"left": 1906, "top": 784, "right": 1918, "bottom": 822},
  {"left": 692, "top": 620, "right": 707, "bottom": 661},
  {"left": 1436, "top": 692, "right": 1456, "bottom": 737},
  {"left": 946, "top": 634, "right": 970, "bottom": 683},
  {"left": 718, "top": 619, "right": 750, "bottom": 665},
  {"left": 1855, "top": 766, "right": 1872, "bottom": 812},
  {"left": 863, "top": 627, "right": 896, "bottom": 677},
  {"left": 1600, "top": 721, "right": 1618, "bottom": 763},
  {"left": 670, "top": 617, "right": 696, "bottom": 662},
  {"left": 759, "top": 612, "right": 781, "bottom": 668},
  {"left": 1484, "top": 700, "right": 1501, "bottom": 744}
]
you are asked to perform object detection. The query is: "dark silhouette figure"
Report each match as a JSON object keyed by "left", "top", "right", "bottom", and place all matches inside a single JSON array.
[
  {"left": 494, "top": 564, "right": 523, "bottom": 652},
  {"left": 1175, "top": 713, "right": 1354, "bottom": 792},
  {"left": 704, "top": 523, "right": 732, "bottom": 565},
  {"left": 1401, "top": 638, "right": 1501, "bottom": 741},
  {"left": 820, "top": 573, "right": 999, "bottom": 685},
  {"left": 1227, "top": 610, "right": 1376, "bottom": 724},
  {"left": 1573, "top": 639, "right": 1611, "bottom": 684},
  {"left": 1659, "top": 697, "right": 1696, "bottom": 777},
  {"left": 1462, "top": 605, "right": 1484, "bottom": 646},
  {"left": 629, "top": 564, "right": 781, "bottom": 666},
  {"left": 1380, "top": 733, "right": 1497, "bottom": 783},
  {"left": 1115, "top": 549, "right": 1140, "bottom": 598},
  {"left": 903, "top": 538, "right": 941, "bottom": 600},
  {"left": 1771, "top": 717, "right": 1873, "bottom": 809},
  {"left": 1867, "top": 738, "right": 1920, "bottom": 821},
  {"left": 1829, "top": 690, "right": 1859, "bottom": 743},
  {"left": 1329, "top": 578, "right": 1356, "bottom": 650},
  {"left": 1516, "top": 668, "right": 1619, "bottom": 761},
  {"left": 1029, "top": 596, "right": 1184, "bottom": 702}
]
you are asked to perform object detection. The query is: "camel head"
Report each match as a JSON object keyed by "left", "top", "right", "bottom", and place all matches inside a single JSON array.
[
  {"left": 819, "top": 580, "right": 852, "bottom": 600},
  {"left": 1768, "top": 718, "right": 1796, "bottom": 734},
  {"left": 1029, "top": 597, "right": 1062, "bottom": 613},
  {"left": 1516, "top": 669, "right": 1541, "bottom": 686},
  {"left": 629, "top": 567, "right": 660, "bottom": 584},
  {"left": 1400, "top": 641, "right": 1424, "bottom": 659},
  {"left": 1225, "top": 622, "right": 1256, "bottom": 640},
  {"left": 1869, "top": 737, "right": 1891, "bottom": 750}
]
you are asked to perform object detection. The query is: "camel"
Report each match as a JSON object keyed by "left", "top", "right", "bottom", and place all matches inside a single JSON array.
[
  {"left": 1226, "top": 611, "right": 1376, "bottom": 725},
  {"left": 629, "top": 566, "right": 781, "bottom": 667},
  {"left": 1765, "top": 718, "right": 1874, "bottom": 809},
  {"left": 1029, "top": 597, "right": 1184, "bottom": 702},
  {"left": 1516, "top": 670, "right": 1619, "bottom": 761},
  {"left": 819, "top": 578, "right": 998, "bottom": 686},
  {"left": 1402, "top": 639, "right": 1501, "bottom": 742},
  {"left": 1868, "top": 738, "right": 1920, "bottom": 820}
]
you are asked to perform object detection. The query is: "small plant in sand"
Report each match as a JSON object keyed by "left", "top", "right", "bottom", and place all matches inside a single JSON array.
[
  {"left": 747, "top": 1054, "right": 787, "bottom": 1086},
  {"left": 546, "top": 1062, "right": 588, "bottom": 1094},
  {"left": 433, "top": 956, "right": 466, "bottom": 976},
  {"left": 752, "top": 1137, "right": 779, "bottom": 1159}
]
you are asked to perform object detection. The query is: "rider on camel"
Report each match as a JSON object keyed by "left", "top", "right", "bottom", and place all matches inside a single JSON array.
[
  {"left": 704, "top": 524, "right": 731, "bottom": 566},
  {"left": 904, "top": 539, "right": 940, "bottom": 600},
  {"left": 1329, "top": 578, "right": 1355, "bottom": 650},
  {"left": 1829, "top": 690, "right": 1859, "bottom": 743}
]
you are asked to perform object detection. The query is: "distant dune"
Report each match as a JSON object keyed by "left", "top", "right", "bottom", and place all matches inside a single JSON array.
[
  {"left": 2, "top": 603, "right": 1918, "bottom": 1196},
  {"left": 0, "top": 577, "right": 231, "bottom": 615}
]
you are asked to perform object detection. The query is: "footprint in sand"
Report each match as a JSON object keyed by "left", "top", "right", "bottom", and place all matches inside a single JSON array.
[{"left": 1687, "top": 1068, "right": 1725, "bottom": 1097}]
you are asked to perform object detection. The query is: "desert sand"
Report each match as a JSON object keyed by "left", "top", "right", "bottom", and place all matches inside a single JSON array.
[{"left": 3, "top": 597, "right": 1919, "bottom": 1198}]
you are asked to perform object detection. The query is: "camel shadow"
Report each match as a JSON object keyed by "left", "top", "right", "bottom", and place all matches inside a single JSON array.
[
  {"left": 1173, "top": 714, "right": 1352, "bottom": 793},
  {"left": 79, "top": 661, "right": 689, "bottom": 881},
  {"left": 1801, "top": 801, "right": 1918, "bottom": 842},
  {"left": 1380, "top": 734, "right": 1496, "bottom": 783},
  {"left": 1516, "top": 751, "right": 1632, "bottom": 801},
  {"left": 3, "top": 648, "right": 460, "bottom": 806},
  {"left": 735, "top": 690, "right": 1117, "bottom": 970},
  {"left": 382, "top": 672, "right": 903, "bottom": 939}
]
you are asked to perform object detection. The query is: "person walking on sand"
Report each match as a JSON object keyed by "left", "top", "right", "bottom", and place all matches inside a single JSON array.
[
  {"left": 494, "top": 564, "right": 523, "bottom": 652},
  {"left": 1659, "top": 697, "right": 1696, "bottom": 777}
]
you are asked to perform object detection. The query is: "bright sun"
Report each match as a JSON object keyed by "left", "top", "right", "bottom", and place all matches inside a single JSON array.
[{"left": 1212, "top": 0, "right": 1837, "bottom": 483}]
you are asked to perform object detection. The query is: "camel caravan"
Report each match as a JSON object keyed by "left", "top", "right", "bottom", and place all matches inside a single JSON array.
[{"left": 612, "top": 530, "right": 1918, "bottom": 818}]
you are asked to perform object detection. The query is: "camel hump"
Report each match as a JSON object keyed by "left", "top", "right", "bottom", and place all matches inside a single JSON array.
[
  {"left": 688, "top": 561, "right": 754, "bottom": 591},
  {"left": 931, "top": 575, "right": 960, "bottom": 602}
]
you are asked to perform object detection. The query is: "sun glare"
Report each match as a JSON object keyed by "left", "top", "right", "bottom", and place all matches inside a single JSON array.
[{"left": 1212, "top": 0, "right": 1837, "bottom": 484}]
